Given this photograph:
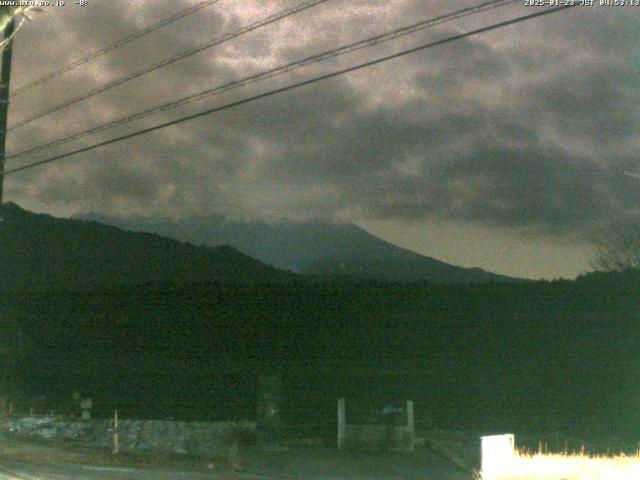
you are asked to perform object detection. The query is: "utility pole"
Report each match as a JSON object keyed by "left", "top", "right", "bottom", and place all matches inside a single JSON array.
[
  {"left": 0, "top": 17, "right": 15, "bottom": 212},
  {"left": 0, "top": 19, "right": 14, "bottom": 405}
]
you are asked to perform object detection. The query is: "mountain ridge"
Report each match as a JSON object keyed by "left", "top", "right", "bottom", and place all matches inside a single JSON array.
[
  {"left": 1, "top": 202, "right": 294, "bottom": 291},
  {"left": 75, "top": 211, "right": 520, "bottom": 284}
]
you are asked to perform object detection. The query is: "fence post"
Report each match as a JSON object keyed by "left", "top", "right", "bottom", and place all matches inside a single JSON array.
[
  {"left": 481, "top": 433, "right": 515, "bottom": 480},
  {"left": 80, "top": 398, "right": 92, "bottom": 420},
  {"left": 257, "top": 375, "right": 284, "bottom": 451},
  {"left": 113, "top": 409, "right": 119, "bottom": 454},
  {"left": 337, "top": 398, "right": 346, "bottom": 450},
  {"left": 406, "top": 400, "right": 414, "bottom": 451}
]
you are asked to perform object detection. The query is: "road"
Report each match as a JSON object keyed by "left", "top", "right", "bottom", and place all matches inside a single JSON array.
[
  {"left": 0, "top": 445, "right": 473, "bottom": 479},
  {"left": 0, "top": 455, "right": 472, "bottom": 480},
  {"left": 0, "top": 461, "right": 269, "bottom": 480}
]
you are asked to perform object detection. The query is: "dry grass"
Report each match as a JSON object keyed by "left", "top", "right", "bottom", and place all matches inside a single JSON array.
[{"left": 483, "top": 449, "right": 640, "bottom": 480}]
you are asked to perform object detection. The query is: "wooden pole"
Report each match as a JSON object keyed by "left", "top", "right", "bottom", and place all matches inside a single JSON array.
[
  {"left": 337, "top": 398, "right": 346, "bottom": 450},
  {"left": 113, "top": 409, "right": 119, "bottom": 454},
  {"left": 0, "top": 18, "right": 15, "bottom": 209},
  {"left": 406, "top": 400, "right": 414, "bottom": 451}
]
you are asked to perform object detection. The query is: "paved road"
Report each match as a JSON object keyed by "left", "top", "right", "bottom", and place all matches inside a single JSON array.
[
  {"left": 0, "top": 461, "right": 269, "bottom": 480},
  {"left": 0, "top": 447, "right": 473, "bottom": 479},
  {"left": 0, "top": 461, "right": 471, "bottom": 480}
]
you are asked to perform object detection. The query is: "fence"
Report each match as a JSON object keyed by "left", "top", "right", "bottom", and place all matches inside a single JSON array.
[{"left": 337, "top": 398, "right": 414, "bottom": 451}]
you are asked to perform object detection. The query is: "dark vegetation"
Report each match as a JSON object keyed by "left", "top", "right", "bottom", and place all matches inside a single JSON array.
[
  {"left": 1, "top": 204, "right": 639, "bottom": 443},
  {"left": 0, "top": 203, "right": 294, "bottom": 291}
]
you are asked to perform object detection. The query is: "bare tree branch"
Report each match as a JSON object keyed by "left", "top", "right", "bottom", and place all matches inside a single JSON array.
[{"left": 590, "top": 218, "right": 640, "bottom": 272}]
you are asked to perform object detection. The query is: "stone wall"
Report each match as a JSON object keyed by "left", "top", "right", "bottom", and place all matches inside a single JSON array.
[{"left": 1, "top": 415, "right": 256, "bottom": 457}]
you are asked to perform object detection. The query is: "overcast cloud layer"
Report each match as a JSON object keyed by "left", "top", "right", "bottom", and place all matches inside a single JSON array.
[{"left": 3, "top": 0, "right": 640, "bottom": 278}]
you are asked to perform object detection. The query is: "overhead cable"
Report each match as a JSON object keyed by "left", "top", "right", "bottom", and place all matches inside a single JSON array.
[
  {"left": 7, "top": 0, "right": 518, "bottom": 161},
  {"left": 1, "top": 5, "right": 577, "bottom": 177},
  {"left": 12, "top": 0, "right": 224, "bottom": 96},
  {"left": 8, "top": 0, "right": 332, "bottom": 131}
]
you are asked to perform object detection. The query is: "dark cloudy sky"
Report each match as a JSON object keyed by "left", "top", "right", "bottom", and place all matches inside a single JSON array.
[{"left": 3, "top": 0, "right": 639, "bottom": 279}]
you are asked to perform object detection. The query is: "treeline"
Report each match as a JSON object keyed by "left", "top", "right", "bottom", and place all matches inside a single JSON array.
[{"left": 2, "top": 270, "right": 639, "bottom": 439}]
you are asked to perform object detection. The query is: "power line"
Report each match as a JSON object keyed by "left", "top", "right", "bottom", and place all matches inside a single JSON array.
[
  {"left": 7, "top": 0, "right": 518, "bottom": 162},
  {"left": 7, "top": 0, "right": 332, "bottom": 132},
  {"left": 11, "top": 0, "right": 224, "bottom": 97},
  {"left": 1, "top": 5, "right": 577, "bottom": 178}
]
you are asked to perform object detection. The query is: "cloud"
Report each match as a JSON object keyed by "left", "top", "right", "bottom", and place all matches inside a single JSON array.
[{"left": 3, "top": 1, "right": 639, "bottom": 236}]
